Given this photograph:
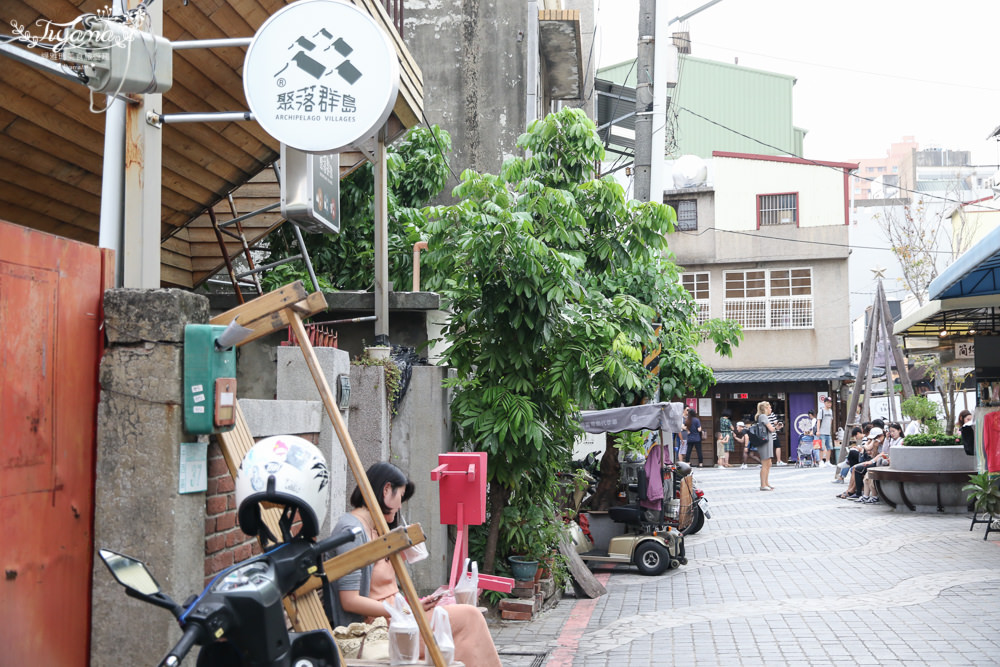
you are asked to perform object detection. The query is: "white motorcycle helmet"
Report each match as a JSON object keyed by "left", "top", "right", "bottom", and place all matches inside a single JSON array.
[{"left": 235, "top": 435, "right": 330, "bottom": 543}]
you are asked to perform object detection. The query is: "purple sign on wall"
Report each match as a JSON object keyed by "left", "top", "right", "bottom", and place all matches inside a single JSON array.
[{"left": 788, "top": 392, "right": 818, "bottom": 462}]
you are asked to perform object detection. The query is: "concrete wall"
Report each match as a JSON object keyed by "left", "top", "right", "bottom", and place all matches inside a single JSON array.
[
  {"left": 390, "top": 365, "right": 454, "bottom": 593},
  {"left": 275, "top": 346, "right": 352, "bottom": 528},
  {"left": 406, "top": 0, "right": 527, "bottom": 177},
  {"left": 92, "top": 289, "right": 209, "bottom": 666}
]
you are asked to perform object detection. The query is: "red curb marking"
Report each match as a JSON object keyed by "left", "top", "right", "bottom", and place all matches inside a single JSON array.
[{"left": 546, "top": 572, "right": 612, "bottom": 667}]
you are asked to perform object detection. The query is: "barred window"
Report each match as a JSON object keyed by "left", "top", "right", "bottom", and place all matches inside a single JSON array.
[
  {"left": 758, "top": 193, "right": 798, "bottom": 227},
  {"left": 724, "top": 268, "right": 813, "bottom": 330},
  {"left": 680, "top": 272, "right": 710, "bottom": 324},
  {"left": 668, "top": 199, "right": 698, "bottom": 231}
]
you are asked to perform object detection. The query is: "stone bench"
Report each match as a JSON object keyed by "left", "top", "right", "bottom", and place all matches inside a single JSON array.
[
  {"left": 867, "top": 468, "right": 973, "bottom": 513},
  {"left": 866, "top": 444, "right": 975, "bottom": 513}
]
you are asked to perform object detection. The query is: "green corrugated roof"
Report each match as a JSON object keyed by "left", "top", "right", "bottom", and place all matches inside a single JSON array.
[{"left": 596, "top": 55, "right": 806, "bottom": 160}]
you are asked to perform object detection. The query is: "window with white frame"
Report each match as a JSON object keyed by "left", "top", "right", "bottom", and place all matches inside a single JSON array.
[
  {"left": 724, "top": 268, "right": 813, "bottom": 330},
  {"left": 757, "top": 193, "right": 798, "bottom": 227},
  {"left": 680, "top": 272, "right": 710, "bottom": 324},
  {"left": 667, "top": 199, "right": 698, "bottom": 231}
]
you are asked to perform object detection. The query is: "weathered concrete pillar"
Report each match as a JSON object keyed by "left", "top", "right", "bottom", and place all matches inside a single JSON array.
[
  {"left": 276, "top": 346, "right": 352, "bottom": 524},
  {"left": 391, "top": 366, "right": 453, "bottom": 593},
  {"left": 347, "top": 364, "right": 392, "bottom": 500},
  {"left": 91, "top": 288, "right": 209, "bottom": 666}
]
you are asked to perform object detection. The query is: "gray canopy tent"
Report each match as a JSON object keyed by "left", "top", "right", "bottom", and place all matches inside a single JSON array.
[{"left": 579, "top": 402, "right": 686, "bottom": 435}]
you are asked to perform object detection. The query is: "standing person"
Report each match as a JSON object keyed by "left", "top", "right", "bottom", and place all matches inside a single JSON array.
[
  {"left": 817, "top": 397, "right": 835, "bottom": 466},
  {"left": 770, "top": 408, "right": 786, "bottom": 466},
  {"left": 677, "top": 412, "right": 691, "bottom": 463},
  {"left": 956, "top": 409, "right": 973, "bottom": 434},
  {"left": 904, "top": 416, "right": 922, "bottom": 436},
  {"left": 756, "top": 401, "right": 780, "bottom": 490},
  {"left": 717, "top": 410, "right": 734, "bottom": 467},
  {"left": 686, "top": 407, "right": 704, "bottom": 467},
  {"left": 732, "top": 421, "right": 749, "bottom": 469}
]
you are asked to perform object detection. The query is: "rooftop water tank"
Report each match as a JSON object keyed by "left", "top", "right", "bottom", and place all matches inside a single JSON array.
[{"left": 672, "top": 155, "right": 708, "bottom": 188}]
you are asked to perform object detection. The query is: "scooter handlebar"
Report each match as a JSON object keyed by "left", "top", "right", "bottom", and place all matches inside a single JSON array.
[
  {"left": 313, "top": 526, "right": 362, "bottom": 556},
  {"left": 159, "top": 623, "right": 202, "bottom": 667}
]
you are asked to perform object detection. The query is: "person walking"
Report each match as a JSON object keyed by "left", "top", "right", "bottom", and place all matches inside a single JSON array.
[
  {"left": 756, "top": 401, "right": 780, "bottom": 490},
  {"left": 686, "top": 407, "right": 704, "bottom": 467},
  {"left": 817, "top": 397, "right": 835, "bottom": 466},
  {"left": 717, "top": 410, "right": 734, "bottom": 467}
]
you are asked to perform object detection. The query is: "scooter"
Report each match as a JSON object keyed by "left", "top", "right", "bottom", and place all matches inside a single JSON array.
[
  {"left": 569, "top": 460, "right": 691, "bottom": 576},
  {"left": 98, "top": 526, "right": 360, "bottom": 667}
]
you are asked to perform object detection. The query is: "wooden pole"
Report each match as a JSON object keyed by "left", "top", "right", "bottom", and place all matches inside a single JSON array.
[
  {"left": 842, "top": 295, "right": 880, "bottom": 459},
  {"left": 287, "top": 310, "right": 445, "bottom": 667},
  {"left": 878, "top": 280, "right": 914, "bottom": 400}
]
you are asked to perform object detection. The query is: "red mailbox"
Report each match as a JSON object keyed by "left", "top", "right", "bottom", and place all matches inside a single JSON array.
[
  {"left": 431, "top": 452, "right": 487, "bottom": 526},
  {"left": 430, "top": 452, "right": 513, "bottom": 594}
]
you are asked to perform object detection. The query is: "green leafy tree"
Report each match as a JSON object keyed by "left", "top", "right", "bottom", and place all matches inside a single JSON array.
[
  {"left": 261, "top": 125, "right": 452, "bottom": 292},
  {"left": 422, "top": 108, "right": 741, "bottom": 573}
]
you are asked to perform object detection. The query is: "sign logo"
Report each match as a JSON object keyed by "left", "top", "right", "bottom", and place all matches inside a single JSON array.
[
  {"left": 243, "top": 0, "right": 399, "bottom": 152},
  {"left": 6, "top": 7, "right": 143, "bottom": 55}
]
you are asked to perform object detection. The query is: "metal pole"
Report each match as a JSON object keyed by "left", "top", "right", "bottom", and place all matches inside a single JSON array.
[
  {"left": 97, "top": 1, "right": 127, "bottom": 287},
  {"left": 171, "top": 38, "right": 253, "bottom": 49},
  {"left": 290, "top": 224, "right": 320, "bottom": 294},
  {"left": 373, "top": 129, "right": 390, "bottom": 346}
]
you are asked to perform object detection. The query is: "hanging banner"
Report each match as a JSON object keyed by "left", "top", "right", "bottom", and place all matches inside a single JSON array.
[{"left": 243, "top": 0, "right": 399, "bottom": 152}]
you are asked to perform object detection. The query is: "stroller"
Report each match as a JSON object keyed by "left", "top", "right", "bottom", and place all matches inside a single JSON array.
[{"left": 796, "top": 432, "right": 818, "bottom": 467}]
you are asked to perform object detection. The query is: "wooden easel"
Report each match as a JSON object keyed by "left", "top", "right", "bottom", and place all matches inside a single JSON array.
[
  {"left": 211, "top": 281, "right": 447, "bottom": 667},
  {"left": 841, "top": 279, "right": 914, "bottom": 460}
]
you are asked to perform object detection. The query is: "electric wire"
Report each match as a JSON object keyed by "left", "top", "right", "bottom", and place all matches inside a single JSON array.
[{"left": 676, "top": 105, "right": 1000, "bottom": 213}]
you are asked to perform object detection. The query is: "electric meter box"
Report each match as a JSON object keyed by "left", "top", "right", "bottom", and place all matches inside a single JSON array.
[{"left": 184, "top": 324, "right": 237, "bottom": 435}]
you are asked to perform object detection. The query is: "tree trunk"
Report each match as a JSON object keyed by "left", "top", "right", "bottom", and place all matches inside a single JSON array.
[
  {"left": 590, "top": 434, "right": 622, "bottom": 510},
  {"left": 483, "top": 483, "right": 510, "bottom": 575}
]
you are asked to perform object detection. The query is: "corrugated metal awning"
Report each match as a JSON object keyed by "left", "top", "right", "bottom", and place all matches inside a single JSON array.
[
  {"left": 929, "top": 223, "right": 1000, "bottom": 300},
  {"left": 713, "top": 366, "right": 856, "bottom": 384}
]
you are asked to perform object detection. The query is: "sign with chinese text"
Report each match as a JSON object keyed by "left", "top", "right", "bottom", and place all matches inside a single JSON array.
[
  {"left": 243, "top": 0, "right": 399, "bottom": 152},
  {"left": 955, "top": 340, "right": 975, "bottom": 360},
  {"left": 281, "top": 144, "right": 341, "bottom": 233}
]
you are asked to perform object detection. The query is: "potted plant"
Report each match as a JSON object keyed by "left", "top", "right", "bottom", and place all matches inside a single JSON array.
[{"left": 963, "top": 472, "right": 1000, "bottom": 519}]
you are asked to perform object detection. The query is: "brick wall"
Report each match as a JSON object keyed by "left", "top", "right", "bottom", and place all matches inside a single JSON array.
[{"left": 203, "top": 433, "right": 320, "bottom": 587}]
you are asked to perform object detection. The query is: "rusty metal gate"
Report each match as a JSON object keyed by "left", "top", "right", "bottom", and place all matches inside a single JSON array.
[{"left": 0, "top": 220, "right": 112, "bottom": 665}]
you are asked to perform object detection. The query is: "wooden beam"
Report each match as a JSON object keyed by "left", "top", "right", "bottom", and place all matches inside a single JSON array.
[{"left": 293, "top": 524, "right": 426, "bottom": 597}]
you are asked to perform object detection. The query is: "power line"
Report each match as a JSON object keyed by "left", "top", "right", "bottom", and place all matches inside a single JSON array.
[
  {"left": 677, "top": 225, "right": 959, "bottom": 255},
  {"left": 693, "top": 40, "right": 1000, "bottom": 94},
  {"left": 677, "top": 105, "right": 1000, "bottom": 213}
]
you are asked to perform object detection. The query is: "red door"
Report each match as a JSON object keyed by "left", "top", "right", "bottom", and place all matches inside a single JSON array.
[{"left": 0, "top": 220, "right": 112, "bottom": 665}]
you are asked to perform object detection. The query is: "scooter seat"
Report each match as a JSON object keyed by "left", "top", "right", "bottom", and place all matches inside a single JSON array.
[{"left": 608, "top": 504, "right": 645, "bottom": 525}]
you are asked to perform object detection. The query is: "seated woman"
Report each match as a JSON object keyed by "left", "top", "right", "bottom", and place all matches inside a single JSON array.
[{"left": 327, "top": 462, "right": 502, "bottom": 667}]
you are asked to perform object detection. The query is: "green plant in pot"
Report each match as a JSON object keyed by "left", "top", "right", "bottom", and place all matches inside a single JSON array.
[
  {"left": 963, "top": 472, "right": 1000, "bottom": 518},
  {"left": 503, "top": 498, "right": 560, "bottom": 580}
]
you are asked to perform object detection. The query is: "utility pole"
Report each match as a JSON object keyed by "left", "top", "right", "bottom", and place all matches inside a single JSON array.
[
  {"left": 633, "top": 0, "right": 725, "bottom": 203},
  {"left": 633, "top": 1, "right": 655, "bottom": 202}
]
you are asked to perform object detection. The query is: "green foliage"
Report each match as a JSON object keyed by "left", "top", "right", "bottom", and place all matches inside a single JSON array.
[
  {"left": 261, "top": 125, "right": 452, "bottom": 291},
  {"left": 422, "top": 107, "right": 741, "bottom": 571},
  {"left": 351, "top": 354, "right": 402, "bottom": 415},
  {"left": 962, "top": 472, "right": 1000, "bottom": 516},
  {"left": 901, "top": 433, "right": 961, "bottom": 447},
  {"left": 901, "top": 395, "right": 940, "bottom": 423}
]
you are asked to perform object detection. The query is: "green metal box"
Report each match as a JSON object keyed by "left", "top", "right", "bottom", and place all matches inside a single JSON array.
[{"left": 183, "top": 324, "right": 237, "bottom": 434}]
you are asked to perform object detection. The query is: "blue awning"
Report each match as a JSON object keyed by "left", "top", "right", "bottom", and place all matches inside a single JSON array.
[{"left": 929, "top": 223, "right": 1000, "bottom": 300}]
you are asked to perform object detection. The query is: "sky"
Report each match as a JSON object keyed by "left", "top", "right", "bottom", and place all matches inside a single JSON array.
[{"left": 594, "top": 0, "right": 1000, "bottom": 166}]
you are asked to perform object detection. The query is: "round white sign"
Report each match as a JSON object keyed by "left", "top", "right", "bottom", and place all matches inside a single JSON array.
[{"left": 243, "top": 0, "right": 400, "bottom": 152}]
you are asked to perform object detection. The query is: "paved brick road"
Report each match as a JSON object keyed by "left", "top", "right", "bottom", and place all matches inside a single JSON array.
[{"left": 489, "top": 464, "right": 1000, "bottom": 666}]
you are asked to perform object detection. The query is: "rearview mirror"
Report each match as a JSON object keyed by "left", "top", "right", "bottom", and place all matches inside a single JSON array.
[{"left": 99, "top": 549, "right": 161, "bottom": 596}]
